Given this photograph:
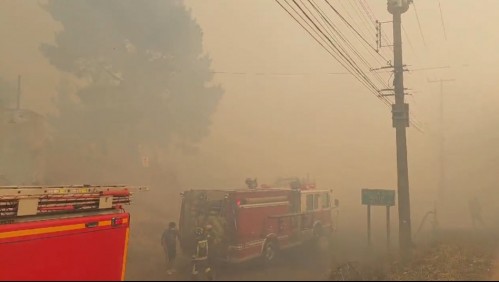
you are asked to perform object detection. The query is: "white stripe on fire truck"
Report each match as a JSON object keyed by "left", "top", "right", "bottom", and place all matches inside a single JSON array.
[
  {"left": 229, "top": 239, "right": 265, "bottom": 250},
  {"left": 239, "top": 201, "right": 289, "bottom": 209}
]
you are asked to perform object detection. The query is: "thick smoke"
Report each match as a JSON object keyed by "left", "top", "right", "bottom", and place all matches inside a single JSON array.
[{"left": 39, "top": 0, "right": 223, "bottom": 186}]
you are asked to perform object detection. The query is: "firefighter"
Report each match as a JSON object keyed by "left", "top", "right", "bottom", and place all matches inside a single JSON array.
[
  {"left": 204, "top": 224, "right": 217, "bottom": 270},
  {"left": 191, "top": 226, "right": 214, "bottom": 281},
  {"left": 161, "top": 222, "right": 179, "bottom": 275},
  {"left": 245, "top": 178, "right": 257, "bottom": 189}
]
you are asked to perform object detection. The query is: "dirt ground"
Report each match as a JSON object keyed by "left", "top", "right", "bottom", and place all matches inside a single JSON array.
[{"left": 125, "top": 225, "right": 499, "bottom": 281}]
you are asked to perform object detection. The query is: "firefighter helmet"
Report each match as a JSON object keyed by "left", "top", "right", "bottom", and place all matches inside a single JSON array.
[{"left": 195, "top": 227, "right": 204, "bottom": 237}]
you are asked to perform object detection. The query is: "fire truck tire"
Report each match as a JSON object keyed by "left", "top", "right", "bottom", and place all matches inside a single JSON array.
[{"left": 261, "top": 240, "right": 278, "bottom": 265}]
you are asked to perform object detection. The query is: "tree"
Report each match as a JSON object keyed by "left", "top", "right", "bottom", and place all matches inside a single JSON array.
[{"left": 40, "top": 0, "right": 222, "bottom": 184}]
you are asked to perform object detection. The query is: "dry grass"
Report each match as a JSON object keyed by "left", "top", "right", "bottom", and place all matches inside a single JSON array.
[{"left": 330, "top": 229, "right": 497, "bottom": 281}]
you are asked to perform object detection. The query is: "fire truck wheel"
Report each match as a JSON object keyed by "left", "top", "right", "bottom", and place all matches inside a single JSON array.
[{"left": 262, "top": 240, "right": 278, "bottom": 264}]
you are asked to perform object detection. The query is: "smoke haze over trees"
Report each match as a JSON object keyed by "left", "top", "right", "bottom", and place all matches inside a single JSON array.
[{"left": 39, "top": 0, "right": 223, "bottom": 185}]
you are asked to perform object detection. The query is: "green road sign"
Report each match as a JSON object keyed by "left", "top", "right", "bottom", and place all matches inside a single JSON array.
[{"left": 361, "top": 189, "right": 396, "bottom": 206}]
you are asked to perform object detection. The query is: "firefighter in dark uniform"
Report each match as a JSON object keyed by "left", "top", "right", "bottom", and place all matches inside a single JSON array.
[
  {"left": 161, "top": 222, "right": 179, "bottom": 275},
  {"left": 204, "top": 224, "right": 217, "bottom": 271},
  {"left": 191, "top": 226, "right": 214, "bottom": 280}
]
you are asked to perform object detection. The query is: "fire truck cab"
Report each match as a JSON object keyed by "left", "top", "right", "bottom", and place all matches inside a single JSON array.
[{"left": 178, "top": 179, "right": 338, "bottom": 264}]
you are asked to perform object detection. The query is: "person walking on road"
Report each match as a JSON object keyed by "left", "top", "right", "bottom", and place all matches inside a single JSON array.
[{"left": 162, "top": 222, "right": 179, "bottom": 275}]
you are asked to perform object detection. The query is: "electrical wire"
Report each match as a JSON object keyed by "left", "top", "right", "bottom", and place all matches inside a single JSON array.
[
  {"left": 275, "top": 0, "right": 423, "bottom": 132},
  {"left": 412, "top": 1, "right": 428, "bottom": 48},
  {"left": 437, "top": 0, "right": 447, "bottom": 40}
]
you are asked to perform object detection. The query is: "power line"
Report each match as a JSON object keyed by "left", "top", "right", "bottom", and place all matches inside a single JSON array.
[
  {"left": 156, "top": 69, "right": 350, "bottom": 76},
  {"left": 211, "top": 71, "right": 350, "bottom": 76},
  {"left": 308, "top": 1, "right": 393, "bottom": 106},
  {"left": 345, "top": 0, "right": 376, "bottom": 40},
  {"left": 349, "top": 0, "right": 377, "bottom": 40},
  {"left": 275, "top": 0, "right": 361, "bottom": 84},
  {"left": 337, "top": 0, "right": 392, "bottom": 60},
  {"left": 310, "top": 0, "right": 389, "bottom": 75},
  {"left": 315, "top": 1, "right": 391, "bottom": 67},
  {"left": 358, "top": 0, "right": 377, "bottom": 25},
  {"left": 320, "top": 1, "right": 393, "bottom": 86},
  {"left": 278, "top": 0, "right": 354, "bottom": 76},
  {"left": 309, "top": 0, "right": 388, "bottom": 102},
  {"left": 323, "top": 0, "right": 379, "bottom": 55},
  {"left": 335, "top": 1, "right": 423, "bottom": 132},
  {"left": 409, "top": 65, "right": 450, "bottom": 72},
  {"left": 437, "top": 0, "right": 447, "bottom": 40},
  {"left": 293, "top": 0, "right": 381, "bottom": 94},
  {"left": 315, "top": 1, "right": 424, "bottom": 133},
  {"left": 351, "top": 0, "right": 378, "bottom": 41},
  {"left": 402, "top": 23, "right": 418, "bottom": 60},
  {"left": 337, "top": 0, "right": 369, "bottom": 40},
  {"left": 357, "top": 0, "right": 376, "bottom": 25},
  {"left": 356, "top": 0, "right": 393, "bottom": 60},
  {"left": 275, "top": 0, "right": 423, "bottom": 132},
  {"left": 280, "top": 0, "right": 389, "bottom": 104},
  {"left": 309, "top": 1, "right": 395, "bottom": 106},
  {"left": 412, "top": 1, "right": 427, "bottom": 48}
]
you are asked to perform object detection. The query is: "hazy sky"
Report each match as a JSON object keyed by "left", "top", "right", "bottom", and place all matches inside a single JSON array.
[
  {"left": 1, "top": 0, "right": 499, "bottom": 228},
  {"left": 180, "top": 0, "right": 499, "bottom": 196}
]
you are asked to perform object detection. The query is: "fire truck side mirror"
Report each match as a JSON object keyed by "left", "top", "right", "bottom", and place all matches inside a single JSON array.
[{"left": 334, "top": 199, "right": 340, "bottom": 207}]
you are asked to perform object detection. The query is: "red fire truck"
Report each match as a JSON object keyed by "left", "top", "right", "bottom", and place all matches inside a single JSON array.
[
  {"left": 0, "top": 184, "right": 146, "bottom": 281},
  {"left": 178, "top": 178, "right": 339, "bottom": 264}
]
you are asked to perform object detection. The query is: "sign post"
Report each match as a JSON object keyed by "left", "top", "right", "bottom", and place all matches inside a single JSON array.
[
  {"left": 361, "top": 189, "right": 396, "bottom": 250},
  {"left": 367, "top": 204, "right": 371, "bottom": 247},
  {"left": 386, "top": 205, "right": 391, "bottom": 251}
]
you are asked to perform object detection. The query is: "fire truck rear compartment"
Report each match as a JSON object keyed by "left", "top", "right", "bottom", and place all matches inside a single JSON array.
[{"left": 179, "top": 190, "right": 231, "bottom": 255}]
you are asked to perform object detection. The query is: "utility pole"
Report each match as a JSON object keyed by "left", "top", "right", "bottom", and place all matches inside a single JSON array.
[
  {"left": 428, "top": 78, "right": 455, "bottom": 203},
  {"left": 387, "top": 0, "right": 412, "bottom": 259}
]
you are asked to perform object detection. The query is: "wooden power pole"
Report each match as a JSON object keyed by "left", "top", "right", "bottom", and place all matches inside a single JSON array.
[{"left": 387, "top": 0, "right": 412, "bottom": 259}]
